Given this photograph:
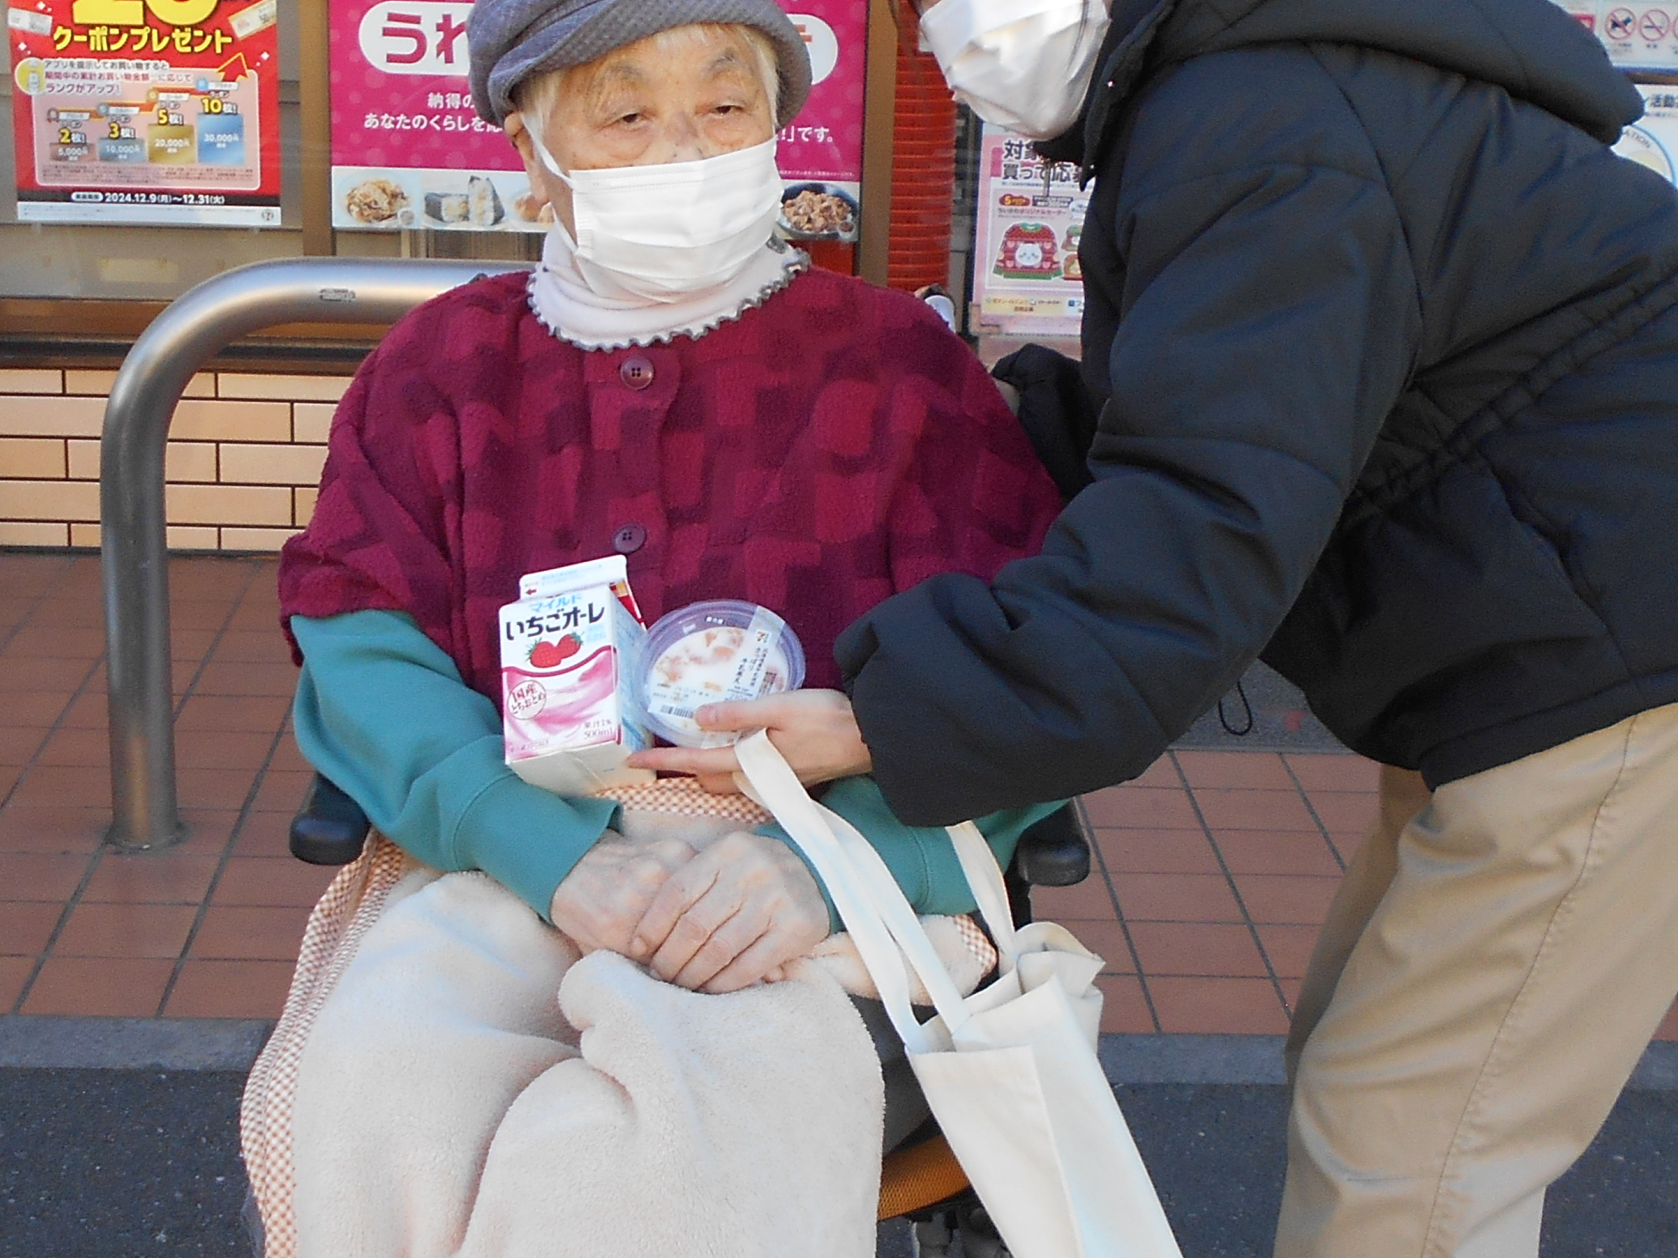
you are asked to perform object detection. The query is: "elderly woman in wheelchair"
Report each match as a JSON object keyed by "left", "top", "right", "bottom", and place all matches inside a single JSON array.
[{"left": 252, "top": 2, "right": 1084, "bottom": 1253}]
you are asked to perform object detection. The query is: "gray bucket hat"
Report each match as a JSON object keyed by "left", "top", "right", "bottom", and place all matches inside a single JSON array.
[{"left": 468, "top": 0, "right": 813, "bottom": 127}]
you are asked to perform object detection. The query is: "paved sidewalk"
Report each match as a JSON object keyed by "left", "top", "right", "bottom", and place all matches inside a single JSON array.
[
  {"left": 5, "top": 549, "right": 1677, "bottom": 1257},
  {"left": 3, "top": 549, "right": 1676, "bottom": 1042}
]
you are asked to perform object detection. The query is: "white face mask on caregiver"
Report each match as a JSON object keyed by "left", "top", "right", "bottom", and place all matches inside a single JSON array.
[
  {"left": 525, "top": 122, "right": 785, "bottom": 303},
  {"left": 918, "top": 0, "right": 1112, "bottom": 141}
]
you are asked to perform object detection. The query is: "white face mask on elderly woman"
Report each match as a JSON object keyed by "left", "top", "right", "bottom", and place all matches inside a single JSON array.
[
  {"left": 526, "top": 124, "right": 784, "bottom": 303},
  {"left": 919, "top": 0, "right": 1111, "bottom": 141}
]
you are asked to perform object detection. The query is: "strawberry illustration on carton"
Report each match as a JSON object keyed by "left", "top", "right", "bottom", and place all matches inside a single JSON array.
[
  {"left": 527, "top": 634, "right": 582, "bottom": 669},
  {"left": 500, "top": 556, "right": 653, "bottom": 795}
]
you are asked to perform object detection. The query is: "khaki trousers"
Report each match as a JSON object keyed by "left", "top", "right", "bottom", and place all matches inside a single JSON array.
[{"left": 1276, "top": 703, "right": 1678, "bottom": 1258}]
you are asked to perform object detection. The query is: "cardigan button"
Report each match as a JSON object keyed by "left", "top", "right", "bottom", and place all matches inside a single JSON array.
[
  {"left": 620, "top": 355, "right": 655, "bottom": 390},
  {"left": 612, "top": 523, "right": 647, "bottom": 555}
]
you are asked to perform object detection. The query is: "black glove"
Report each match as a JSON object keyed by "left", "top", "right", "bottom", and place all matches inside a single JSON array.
[{"left": 991, "top": 343, "right": 1099, "bottom": 503}]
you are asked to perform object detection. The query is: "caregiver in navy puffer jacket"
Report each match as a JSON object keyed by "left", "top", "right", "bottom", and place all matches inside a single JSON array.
[
  {"left": 838, "top": 0, "right": 1678, "bottom": 823},
  {"left": 643, "top": 4, "right": 1678, "bottom": 1251}
]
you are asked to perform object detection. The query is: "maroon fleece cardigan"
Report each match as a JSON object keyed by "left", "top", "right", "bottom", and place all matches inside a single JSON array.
[{"left": 279, "top": 266, "right": 1063, "bottom": 709}]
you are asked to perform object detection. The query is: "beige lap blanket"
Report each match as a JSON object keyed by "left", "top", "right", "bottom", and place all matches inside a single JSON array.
[{"left": 242, "top": 780, "right": 994, "bottom": 1258}]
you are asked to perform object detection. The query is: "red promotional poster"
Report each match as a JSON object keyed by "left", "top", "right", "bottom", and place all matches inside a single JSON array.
[
  {"left": 329, "top": 0, "right": 868, "bottom": 239},
  {"left": 8, "top": 0, "right": 281, "bottom": 226}
]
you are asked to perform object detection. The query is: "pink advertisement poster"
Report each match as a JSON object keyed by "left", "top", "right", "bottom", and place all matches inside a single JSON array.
[{"left": 329, "top": 1, "right": 868, "bottom": 238}]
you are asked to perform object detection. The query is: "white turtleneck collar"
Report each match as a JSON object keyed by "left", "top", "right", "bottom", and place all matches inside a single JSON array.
[{"left": 526, "top": 222, "right": 807, "bottom": 352}]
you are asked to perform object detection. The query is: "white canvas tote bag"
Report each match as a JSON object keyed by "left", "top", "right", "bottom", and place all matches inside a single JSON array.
[{"left": 734, "top": 733, "right": 1182, "bottom": 1258}]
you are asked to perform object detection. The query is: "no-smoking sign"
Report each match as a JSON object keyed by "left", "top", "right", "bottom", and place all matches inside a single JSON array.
[{"left": 1586, "top": 1, "right": 1678, "bottom": 66}]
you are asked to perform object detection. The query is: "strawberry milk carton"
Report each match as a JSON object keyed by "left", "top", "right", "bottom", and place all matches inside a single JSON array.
[{"left": 499, "top": 556, "right": 653, "bottom": 795}]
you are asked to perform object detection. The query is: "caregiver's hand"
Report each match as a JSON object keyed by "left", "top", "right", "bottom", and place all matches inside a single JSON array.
[
  {"left": 625, "top": 689, "right": 872, "bottom": 794},
  {"left": 549, "top": 831, "right": 698, "bottom": 955},
  {"left": 629, "top": 832, "right": 829, "bottom": 993}
]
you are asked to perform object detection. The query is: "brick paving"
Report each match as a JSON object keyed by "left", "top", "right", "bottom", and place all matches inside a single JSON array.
[{"left": 3, "top": 549, "right": 1675, "bottom": 1040}]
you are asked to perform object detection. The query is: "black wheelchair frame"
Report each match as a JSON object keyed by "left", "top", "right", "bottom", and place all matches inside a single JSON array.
[{"left": 290, "top": 773, "right": 1091, "bottom": 927}]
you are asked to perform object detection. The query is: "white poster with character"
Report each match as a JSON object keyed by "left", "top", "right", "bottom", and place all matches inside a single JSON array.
[{"left": 970, "top": 123, "right": 1085, "bottom": 338}]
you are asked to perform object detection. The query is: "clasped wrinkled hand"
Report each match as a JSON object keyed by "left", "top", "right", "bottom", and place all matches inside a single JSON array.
[
  {"left": 548, "top": 828, "right": 829, "bottom": 994},
  {"left": 548, "top": 831, "right": 699, "bottom": 957},
  {"left": 630, "top": 831, "right": 830, "bottom": 994}
]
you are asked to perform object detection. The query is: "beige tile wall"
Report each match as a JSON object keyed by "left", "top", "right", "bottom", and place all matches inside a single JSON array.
[{"left": 0, "top": 368, "right": 350, "bottom": 552}]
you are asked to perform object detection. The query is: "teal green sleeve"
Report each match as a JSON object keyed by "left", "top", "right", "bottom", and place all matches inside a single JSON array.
[
  {"left": 290, "top": 609, "right": 620, "bottom": 921},
  {"left": 755, "top": 777, "right": 1067, "bottom": 931}
]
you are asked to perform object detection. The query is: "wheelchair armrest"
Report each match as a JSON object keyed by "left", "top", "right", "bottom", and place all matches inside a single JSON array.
[
  {"left": 1011, "top": 804, "right": 1090, "bottom": 887},
  {"left": 289, "top": 773, "right": 372, "bottom": 866},
  {"left": 287, "top": 774, "right": 1091, "bottom": 883}
]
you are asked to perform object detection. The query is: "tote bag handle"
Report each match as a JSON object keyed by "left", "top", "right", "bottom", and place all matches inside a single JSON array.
[
  {"left": 733, "top": 733, "right": 972, "bottom": 1051},
  {"left": 945, "top": 820, "right": 1019, "bottom": 974},
  {"left": 739, "top": 735, "right": 1185, "bottom": 1258}
]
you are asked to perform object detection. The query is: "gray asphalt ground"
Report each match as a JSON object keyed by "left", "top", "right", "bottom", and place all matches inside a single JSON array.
[
  {"left": 3, "top": 1027, "right": 1674, "bottom": 1258},
  {"left": 881, "top": 1086, "right": 1678, "bottom": 1258}
]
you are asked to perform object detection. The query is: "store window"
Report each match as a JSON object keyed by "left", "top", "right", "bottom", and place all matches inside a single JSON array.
[
  {"left": 3, "top": 0, "right": 305, "bottom": 302},
  {"left": 0, "top": 0, "right": 886, "bottom": 350},
  {"left": 0, "top": 0, "right": 904, "bottom": 551},
  {"left": 2, "top": 2, "right": 1674, "bottom": 327},
  {"left": 2, "top": 1, "right": 1662, "bottom": 552}
]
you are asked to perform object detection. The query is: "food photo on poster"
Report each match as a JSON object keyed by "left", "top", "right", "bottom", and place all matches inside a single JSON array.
[
  {"left": 778, "top": 180, "right": 857, "bottom": 241},
  {"left": 329, "top": 0, "right": 867, "bottom": 236},
  {"left": 8, "top": 0, "right": 282, "bottom": 226}
]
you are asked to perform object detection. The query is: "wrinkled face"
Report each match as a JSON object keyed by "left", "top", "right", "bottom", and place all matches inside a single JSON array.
[{"left": 504, "top": 24, "right": 777, "bottom": 235}]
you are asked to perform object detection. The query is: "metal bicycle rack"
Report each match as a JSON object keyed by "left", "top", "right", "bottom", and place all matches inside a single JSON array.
[{"left": 100, "top": 257, "right": 530, "bottom": 849}]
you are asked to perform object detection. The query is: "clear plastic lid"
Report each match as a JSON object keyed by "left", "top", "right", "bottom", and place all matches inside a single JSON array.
[{"left": 635, "top": 600, "right": 806, "bottom": 748}]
